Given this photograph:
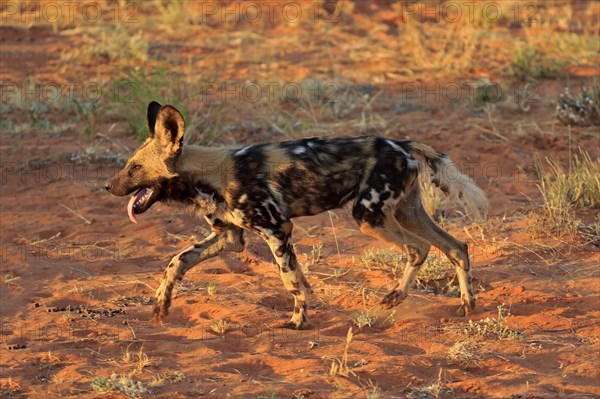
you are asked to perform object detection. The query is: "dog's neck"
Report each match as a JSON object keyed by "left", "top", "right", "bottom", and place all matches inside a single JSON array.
[{"left": 176, "top": 145, "right": 234, "bottom": 191}]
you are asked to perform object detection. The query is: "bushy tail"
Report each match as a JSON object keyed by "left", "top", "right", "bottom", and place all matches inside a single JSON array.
[{"left": 407, "top": 141, "right": 489, "bottom": 219}]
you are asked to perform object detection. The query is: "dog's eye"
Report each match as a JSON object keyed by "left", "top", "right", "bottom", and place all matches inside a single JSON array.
[{"left": 128, "top": 164, "right": 141, "bottom": 177}]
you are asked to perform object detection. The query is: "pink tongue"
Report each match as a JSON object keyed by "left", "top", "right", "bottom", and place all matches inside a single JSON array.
[{"left": 127, "top": 188, "right": 147, "bottom": 224}]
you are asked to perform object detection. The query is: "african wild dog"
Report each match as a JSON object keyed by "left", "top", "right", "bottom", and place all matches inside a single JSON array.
[{"left": 105, "top": 101, "right": 488, "bottom": 329}]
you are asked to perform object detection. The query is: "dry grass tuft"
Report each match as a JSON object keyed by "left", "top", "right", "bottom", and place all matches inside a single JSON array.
[
  {"left": 533, "top": 148, "right": 600, "bottom": 237},
  {"left": 360, "top": 249, "right": 458, "bottom": 296},
  {"left": 407, "top": 368, "right": 452, "bottom": 399},
  {"left": 210, "top": 318, "right": 228, "bottom": 335},
  {"left": 120, "top": 346, "right": 152, "bottom": 374},
  {"left": 446, "top": 338, "right": 484, "bottom": 367},
  {"left": 329, "top": 327, "right": 355, "bottom": 377},
  {"left": 207, "top": 281, "right": 218, "bottom": 297},
  {"left": 359, "top": 247, "right": 405, "bottom": 272},
  {"left": 61, "top": 25, "right": 148, "bottom": 65}
]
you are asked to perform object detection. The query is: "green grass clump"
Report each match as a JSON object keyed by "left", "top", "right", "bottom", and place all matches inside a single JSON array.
[
  {"left": 111, "top": 68, "right": 223, "bottom": 143},
  {"left": 91, "top": 374, "right": 148, "bottom": 398},
  {"left": 511, "top": 46, "right": 564, "bottom": 82}
]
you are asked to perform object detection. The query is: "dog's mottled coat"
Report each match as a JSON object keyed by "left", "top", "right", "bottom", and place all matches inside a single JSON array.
[{"left": 106, "top": 102, "right": 488, "bottom": 329}]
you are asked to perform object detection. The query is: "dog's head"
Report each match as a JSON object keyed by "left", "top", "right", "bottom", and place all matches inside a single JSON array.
[{"left": 105, "top": 101, "right": 185, "bottom": 223}]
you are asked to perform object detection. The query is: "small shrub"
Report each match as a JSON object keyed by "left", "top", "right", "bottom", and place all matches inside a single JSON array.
[
  {"left": 352, "top": 310, "right": 376, "bottom": 329},
  {"left": 471, "top": 80, "right": 503, "bottom": 105}
]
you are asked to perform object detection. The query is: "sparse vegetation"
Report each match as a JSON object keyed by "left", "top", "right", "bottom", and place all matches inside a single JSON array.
[
  {"left": 416, "top": 255, "right": 460, "bottom": 297},
  {"left": 534, "top": 149, "right": 600, "bottom": 237},
  {"left": 359, "top": 250, "right": 459, "bottom": 296},
  {"left": 557, "top": 85, "right": 600, "bottom": 126},
  {"left": 298, "top": 242, "right": 323, "bottom": 274},
  {"left": 398, "top": 16, "right": 477, "bottom": 74},
  {"left": 155, "top": 0, "right": 189, "bottom": 27},
  {"left": 330, "top": 327, "right": 355, "bottom": 377},
  {"left": 407, "top": 368, "right": 453, "bottom": 399},
  {"left": 446, "top": 338, "right": 484, "bottom": 367},
  {"left": 61, "top": 25, "right": 148, "bottom": 65},
  {"left": 511, "top": 46, "right": 565, "bottom": 81},
  {"left": 73, "top": 98, "right": 100, "bottom": 138},
  {"left": 465, "top": 304, "right": 524, "bottom": 340},
  {"left": 352, "top": 310, "right": 376, "bottom": 329},
  {"left": 110, "top": 67, "right": 222, "bottom": 143},
  {"left": 471, "top": 80, "right": 504, "bottom": 105},
  {"left": 120, "top": 346, "right": 152, "bottom": 374},
  {"left": 210, "top": 318, "right": 228, "bottom": 335},
  {"left": 207, "top": 281, "right": 218, "bottom": 297},
  {"left": 91, "top": 374, "right": 148, "bottom": 398},
  {"left": 149, "top": 370, "right": 185, "bottom": 388},
  {"left": 359, "top": 248, "right": 404, "bottom": 272}
]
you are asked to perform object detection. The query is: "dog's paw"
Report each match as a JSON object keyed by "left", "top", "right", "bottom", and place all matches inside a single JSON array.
[
  {"left": 280, "top": 320, "right": 308, "bottom": 330},
  {"left": 151, "top": 305, "right": 167, "bottom": 323},
  {"left": 456, "top": 299, "right": 476, "bottom": 317},
  {"left": 381, "top": 289, "right": 407, "bottom": 309}
]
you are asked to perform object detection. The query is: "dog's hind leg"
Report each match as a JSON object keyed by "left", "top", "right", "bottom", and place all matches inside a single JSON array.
[
  {"left": 357, "top": 214, "right": 431, "bottom": 308},
  {"left": 152, "top": 226, "right": 244, "bottom": 322},
  {"left": 352, "top": 186, "right": 432, "bottom": 307},
  {"left": 395, "top": 189, "right": 475, "bottom": 316}
]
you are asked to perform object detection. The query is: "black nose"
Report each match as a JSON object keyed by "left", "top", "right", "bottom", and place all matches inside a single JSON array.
[{"left": 104, "top": 183, "right": 112, "bottom": 191}]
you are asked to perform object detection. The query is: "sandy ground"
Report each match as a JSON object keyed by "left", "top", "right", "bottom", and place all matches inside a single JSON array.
[{"left": 1, "top": 1, "right": 599, "bottom": 398}]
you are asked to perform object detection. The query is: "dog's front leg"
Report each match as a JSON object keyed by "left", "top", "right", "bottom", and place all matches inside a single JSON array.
[{"left": 152, "top": 228, "right": 244, "bottom": 322}]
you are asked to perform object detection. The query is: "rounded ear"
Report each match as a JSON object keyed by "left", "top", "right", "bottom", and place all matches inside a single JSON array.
[
  {"left": 147, "top": 101, "right": 162, "bottom": 139},
  {"left": 154, "top": 104, "right": 186, "bottom": 158}
]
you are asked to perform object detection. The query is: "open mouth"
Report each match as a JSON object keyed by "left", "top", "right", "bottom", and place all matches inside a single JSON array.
[{"left": 127, "top": 187, "right": 154, "bottom": 224}]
